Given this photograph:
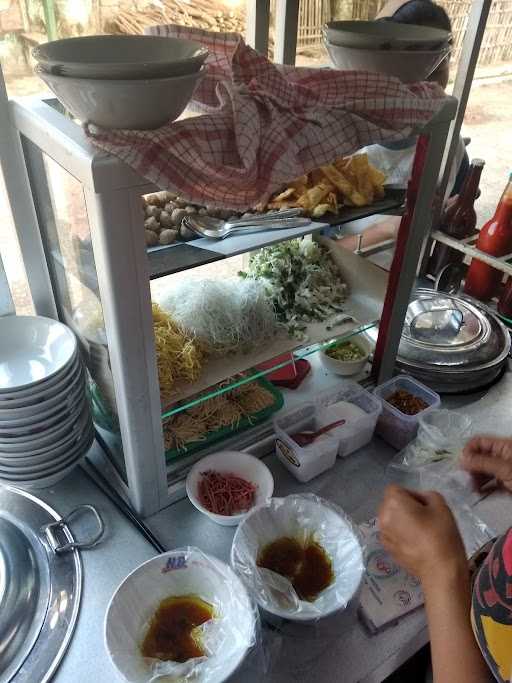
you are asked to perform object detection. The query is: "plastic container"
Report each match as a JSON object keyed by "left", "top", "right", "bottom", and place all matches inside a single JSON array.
[
  {"left": 274, "top": 404, "right": 339, "bottom": 483},
  {"left": 314, "top": 382, "right": 382, "bottom": 457},
  {"left": 374, "top": 375, "right": 441, "bottom": 450}
]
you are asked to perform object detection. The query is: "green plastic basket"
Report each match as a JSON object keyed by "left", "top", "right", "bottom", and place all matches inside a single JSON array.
[{"left": 164, "top": 377, "right": 284, "bottom": 462}]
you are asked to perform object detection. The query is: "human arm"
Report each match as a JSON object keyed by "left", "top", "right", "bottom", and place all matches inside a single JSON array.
[
  {"left": 378, "top": 485, "right": 491, "bottom": 683},
  {"left": 334, "top": 216, "right": 400, "bottom": 252}
]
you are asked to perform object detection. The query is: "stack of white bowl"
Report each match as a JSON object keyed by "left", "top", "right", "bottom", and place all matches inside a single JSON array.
[
  {"left": 0, "top": 316, "right": 94, "bottom": 489},
  {"left": 324, "top": 20, "right": 451, "bottom": 83},
  {"left": 33, "top": 34, "right": 208, "bottom": 129}
]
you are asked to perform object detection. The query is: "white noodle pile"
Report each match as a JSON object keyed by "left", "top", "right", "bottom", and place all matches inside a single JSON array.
[{"left": 158, "top": 278, "right": 280, "bottom": 355}]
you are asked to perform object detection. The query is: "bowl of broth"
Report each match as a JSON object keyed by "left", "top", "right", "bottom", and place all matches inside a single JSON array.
[
  {"left": 231, "top": 493, "right": 364, "bottom": 621},
  {"left": 105, "top": 548, "right": 256, "bottom": 682}
]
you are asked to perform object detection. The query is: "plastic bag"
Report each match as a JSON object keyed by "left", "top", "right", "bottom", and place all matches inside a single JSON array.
[
  {"left": 231, "top": 494, "right": 365, "bottom": 621},
  {"left": 387, "top": 409, "right": 476, "bottom": 497},
  {"left": 390, "top": 409, "right": 472, "bottom": 470},
  {"left": 105, "top": 547, "right": 259, "bottom": 683}
]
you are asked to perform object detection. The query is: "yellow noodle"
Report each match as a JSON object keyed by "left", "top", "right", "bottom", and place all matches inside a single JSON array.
[
  {"left": 237, "top": 385, "right": 274, "bottom": 414},
  {"left": 152, "top": 303, "right": 203, "bottom": 400},
  {"left": 164, "top": 378, "right": 277, "bottom": 453}
]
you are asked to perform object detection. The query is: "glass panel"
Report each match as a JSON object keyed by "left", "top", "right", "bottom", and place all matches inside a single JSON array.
[
  {"left": 21, "top": 135, "right": 127, "bottom": 483},
  {"left": 152, "top": 235, "right": 382, "bottom": 464},
  {"left": 161, "top": 325, "right": 377, "bottom": 466},
  {"left": 0, "top": 165, "right": 34, "bottom": 315}
]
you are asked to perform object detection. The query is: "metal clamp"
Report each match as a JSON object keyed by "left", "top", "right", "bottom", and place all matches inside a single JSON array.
[{"left": 42, "top": 504, "right": 105, "bottom": 555}]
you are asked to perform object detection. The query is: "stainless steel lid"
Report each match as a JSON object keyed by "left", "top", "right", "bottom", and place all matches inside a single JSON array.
[
  {"left": 399, "top": 289, "right": 509, "bottom": 370},
  {"left": 391, "top": 289, "right": 511, "bottom": 392},
  {"left": 0, "top": 486, "right": 104, "bottom": 682}
]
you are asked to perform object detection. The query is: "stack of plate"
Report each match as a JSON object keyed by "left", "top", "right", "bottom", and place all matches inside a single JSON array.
[
  {"left": 0, "top": 316, "right": 94, "bottom": 488},
  {"left": 323, "top": 20, "right": 451, "bottom": 83},
  {"left": 33, "top": 34, "right": 208, "bottom": 129}
]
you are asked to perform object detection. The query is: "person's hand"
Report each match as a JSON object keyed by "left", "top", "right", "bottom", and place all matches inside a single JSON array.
[
  {"left": 461, "top": 435, "right": 512, "bottom": 493},
  {"left": 378, "top": 484, "right": 466, "bottom": 585}
]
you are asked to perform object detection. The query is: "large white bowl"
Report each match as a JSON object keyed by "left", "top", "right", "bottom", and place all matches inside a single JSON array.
[
  {"left": 0, "top": 417, "right": 94, "bottom": 466},
  {"left": 186, "top": 451, "right": 274, "bottom": 527},
  {"left": 0, "top": 427, "right": 93, "bottom": 476},
  {"left": 231, "top": 494, "right": 364, "bottom": 621},
  {"left": 0, "top": 378, "right": 84, "bottom": 428},
  {"left": 325, "top": 41, "right": 450, "bottom": 82},
  {"left": 324, "top": 20, "right": 450, "bottom": 51},
  {"left": 37, "top": 66, "right": 205, "bottom": 130},
  {"left": 0, "top": 393, "right": 87, "bottom": 438},
  {"left": 2, "top": 454, "right": 90, "bottom": 489},
  {"left": 0, "top": 316, "right": 77, "bottom": 392},
  {"left": 34, "top": 34, "right": 208, "bottom": 80},
  {"left": 0, "top": 422, "right": 94, "bottom": 468},
  {"left": 0, "top": 352, "right": 80, "bottom": 405},
  {"left": 105, "top": 548, "right": 256, "bottom": 683},
  {"left": 0, "top": 402, "right": 91, "bottom": 454}
]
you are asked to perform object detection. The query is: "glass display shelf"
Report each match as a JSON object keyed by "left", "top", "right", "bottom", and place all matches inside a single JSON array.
[{"left": 144, "top": 190, "right": 405, "bottom": 279}]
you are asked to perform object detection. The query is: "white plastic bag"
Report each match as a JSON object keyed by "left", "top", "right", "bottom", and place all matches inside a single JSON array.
[
  {"left": 387, "top": 409, "right": 476, "bottom": 498},
  {"left": 105, "top": 547, "right": 259, "bottom": 683},
  {"left": 231, "top": 494, "right": 364, "bottom": 621}
]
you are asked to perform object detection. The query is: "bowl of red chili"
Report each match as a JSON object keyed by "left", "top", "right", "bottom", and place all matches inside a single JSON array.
[{"left": 186, "top": 451, "right": 274, "bottom": 526}]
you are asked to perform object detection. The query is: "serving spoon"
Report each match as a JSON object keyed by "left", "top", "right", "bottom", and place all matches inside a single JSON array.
[
  {"left": 184, "top": 212, "right": 312, "bottom": 240},
  {"left": 290, "top": 419, "right": 346, "bottom": 447}
]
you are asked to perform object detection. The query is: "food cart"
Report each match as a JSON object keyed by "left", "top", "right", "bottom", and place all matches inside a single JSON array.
[{"left": 2, "top": 4, "right": 512, "bottom": 683}]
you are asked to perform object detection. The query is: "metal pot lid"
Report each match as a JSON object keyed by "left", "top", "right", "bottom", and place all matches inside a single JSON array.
[
  {"left": 399, "top": 289, "right": 505, "bottom": 368},
  {"left": 0, "top": 486, "right": 104, "bottom": 683}
]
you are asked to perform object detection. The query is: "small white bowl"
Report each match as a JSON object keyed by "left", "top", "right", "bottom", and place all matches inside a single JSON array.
[
  {"left": 36, "top": 66, "right": 205, "bottom": 130},
  {"left": 105, "top": 549, "right": 256, "bottom": 683},
  {"left": 186, "top": 451, "right": 274, "bottom": 527},
  {"left": 320, "top": 335, "right": 371, "bottom": 376}
]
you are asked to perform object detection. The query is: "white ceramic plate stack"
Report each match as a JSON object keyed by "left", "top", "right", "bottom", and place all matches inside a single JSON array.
[
  {"left": 0, "top": 316, "right": 94, "bottom": 489},
  {"left": 323, "top": 20, "right": 451, "bottom": 83},
  {"left": 33, "top": 34, "right": 208, "bottom": 129}
]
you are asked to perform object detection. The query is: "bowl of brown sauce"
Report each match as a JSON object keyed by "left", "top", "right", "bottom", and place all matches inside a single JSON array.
[
  {"left": 231, "top": 493, "right": 364, "bottom": 621},
  {"left": 104, "top": 548, "right": 256, "bottom": 682}
]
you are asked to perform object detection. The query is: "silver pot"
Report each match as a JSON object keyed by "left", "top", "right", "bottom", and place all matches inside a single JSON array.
[{"left": 396, "top": 289, "right": 511, "bottom": 392}]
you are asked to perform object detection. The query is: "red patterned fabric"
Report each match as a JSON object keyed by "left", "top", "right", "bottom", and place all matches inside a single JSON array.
[{"left": 85, "top": 25, "right": 449, "bottom": 210}]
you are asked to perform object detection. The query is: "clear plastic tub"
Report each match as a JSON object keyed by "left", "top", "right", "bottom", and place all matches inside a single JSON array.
[
  {"left": 314, "top": 382, "right": 382, "bottom": 458},
  {"left": 273, "top": 404, "right": 339, "bottom": 483},
  {"left": 374, "top": 375, "right": 441, "bottom": 450}
]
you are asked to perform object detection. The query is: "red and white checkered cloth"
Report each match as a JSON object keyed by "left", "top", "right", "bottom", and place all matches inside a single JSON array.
[{"left": 86, "top": 26, "right": 449, "bottom": 211}]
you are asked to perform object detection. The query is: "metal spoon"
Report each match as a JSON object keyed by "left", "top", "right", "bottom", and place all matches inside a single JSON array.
[
  {"left": 184, "top": 214, "right": 312, "bottom": 240},
  {"left": 195, "top": 208, "right": 304, "bottom": 230},
  {"left": 290, "top": 419, "right": 346, "bottom": 447}
]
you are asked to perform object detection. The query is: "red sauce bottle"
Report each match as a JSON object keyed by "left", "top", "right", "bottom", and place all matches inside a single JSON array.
[
  {"left": 428, "top": 159, "right": 484, "bottom": 276},
  {"left": 464, "top": 174, "right": 512, "bottom": 301}
]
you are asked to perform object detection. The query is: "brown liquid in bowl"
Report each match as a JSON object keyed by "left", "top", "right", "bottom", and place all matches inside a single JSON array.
[
  {"left": 141, "top": 595, "right": 214, "bottom": 663},
  {"left": 257, "top": 536, "right": 334, "bottom": 601}
]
